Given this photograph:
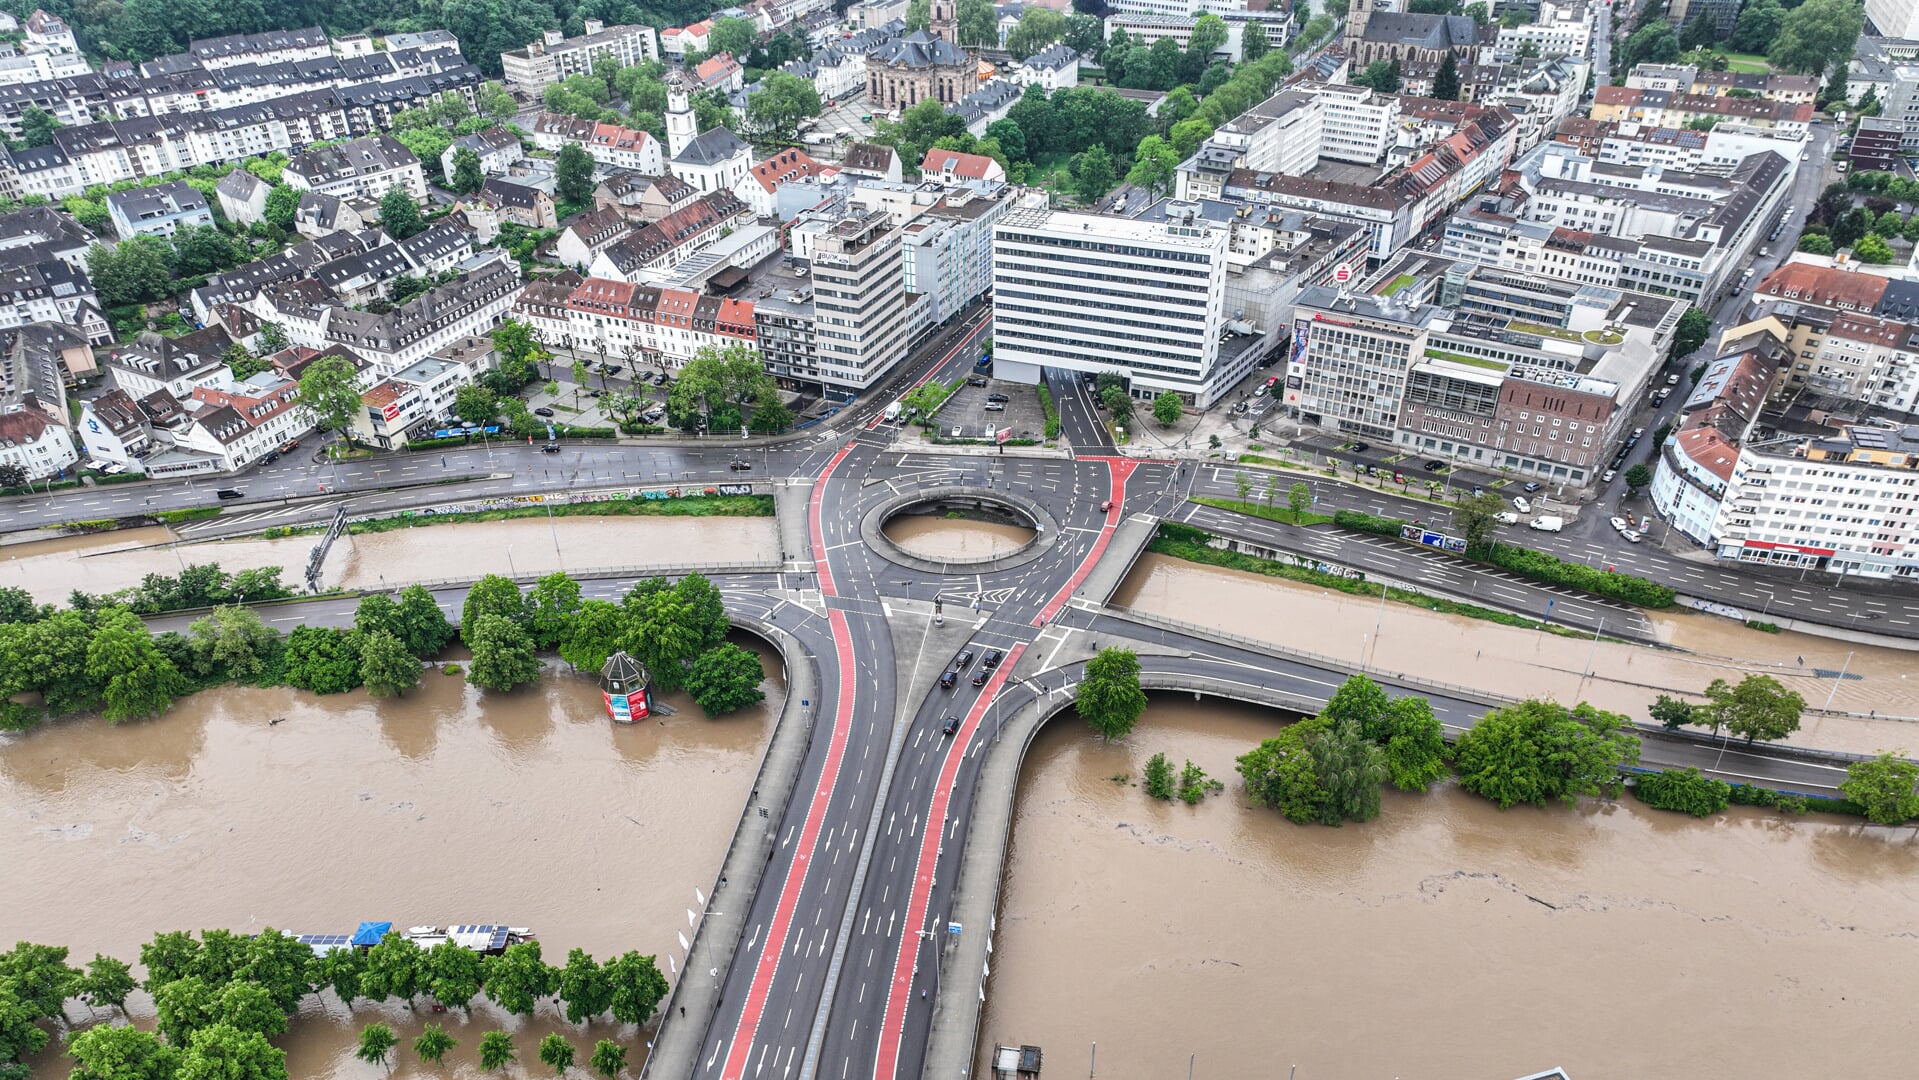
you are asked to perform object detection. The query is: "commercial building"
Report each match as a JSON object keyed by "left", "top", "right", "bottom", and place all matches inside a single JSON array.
[
  {"left": 351, "top": 356, "right": 473, "bottom": 448},
  {"left": 794, "top": 206, "right": 912, "bottom": 392},
  {"left": 500, "top": 22, "right": 660, "bottom": 92},
  {"left": 992, "top": 198, "right": 1251, "bottom": 408}
]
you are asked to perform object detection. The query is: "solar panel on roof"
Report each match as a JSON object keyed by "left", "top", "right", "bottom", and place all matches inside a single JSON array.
[{"left": 296, "top": 933, "right": 352, "bottom": 945}]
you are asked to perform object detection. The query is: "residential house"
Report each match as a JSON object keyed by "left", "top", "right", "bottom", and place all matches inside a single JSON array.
[
  {"left": 77, "top": 386, "right": 153, "bottom": 466},
  {"left": 440, "top": 125, "right": 522, "bottom": 181},
  {"left": 695, "top": 53, "right": 746, "bottom": 94},
  {"left": 509, "top": 270, "right": 585, "bottom": 345},
  {"left": 587, "top": 191, "right": 746, "bottom": 280},
  {"left": 319, "top": 252, "right": 521, "bottom": 376},
  {"left": 398, "top": 220, "right": 474, "bottom": 274},
  {"left": 478, "top": 178, "right": 558, "bottom": 229},
  {"left": 293, "top": 190, "right": 366, "bottom": 237},
  {"left": 555, "top": 205, "right": 636, "bottom": 270},
  {"left": 105, "top": 179, "right": 215, "bottom": 239},
  {"left": 0, "top": 405, "right": 76, "bottom": 479},
  {"left": 1015, "top": 44, "right": 1078, "bottom": 90},
  {"left": 741, "top": 147, "right": 837, "bottom": 216},
  {"left": 594, "top": 170, "right": 700, "bottom": 222},
  {"left": 215, "top": 170, "right": 271, "bottom": 225},
  {"left": 176, "top": 370, "right": 311, "bottom": 472},
  {"left": 103, "top": 326, "right": 238, "bottom": 401},
  {"left": 920, "top": 147, "right": 1005, "bottom": 183},
  {"left": 840, "top": 142, "right": 902, "bottom": 184},
  {"left": 283, "top": 133, "right": 427, "bottom": 202}
]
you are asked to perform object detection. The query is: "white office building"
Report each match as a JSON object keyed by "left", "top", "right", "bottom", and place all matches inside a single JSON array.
[{"left": 991, "top": 198, "right": 1250, "bottom": 408}]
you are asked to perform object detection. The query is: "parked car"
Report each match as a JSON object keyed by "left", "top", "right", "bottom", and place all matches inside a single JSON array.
[
  {"left": 1512, "top": 496, "right": 1532, "bottom": 514},
  {"left": 542, "top": 442, "right": 561, "bottom": 453},
  {"left": 987, "top": 393, "right": 1010, "bottom": 403},
  {"left": 1422, "top": 459, "right": 1445, "bottom": 471},
  {"left": 1601, "top": 468, "right": 1617, "bottom": 483},
  {"left": 1522, "top": 481, "right": 1542, "bottom": 493},
  {"left": 1494, "top": 511, "right": 1519, "bottom": 525},
  {"left": 966, "top": 375, "right": 988, "bottom": 387},
  {"left": 534, "top": 407, "right": 555, "bottom": 417},
  {"left": 1631, "top": 426, "right": 1645, "bottom": 439},
  {"left": 984, "top": 402, "right": 1005, "bottom": 411},
  {"left": 651, "top": 372, "right": 667, "bottom": 386},
  {"left": 603, "top": 365, "right": 623, "bottom": 376},
  {"left": 1666, "top": 373, "right": 1681, "bottom": 386},
  {"left": 1623, "top": 529, "right": 1643, "bottom": 543},
  {"left": 1350, "top": 441, "right": 1371, "bottom": 453},
  {"left": 1610, "top": 516, "right": 1629, "bottom": 533}
]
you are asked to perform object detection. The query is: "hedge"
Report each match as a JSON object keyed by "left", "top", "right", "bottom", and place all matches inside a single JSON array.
[
  {"left": 618, "top": 421, "right": 667, "bottom": 435},
  {"left": 1476, "top": 543, "right": 1677, "bottom": 608},
  {"left": 1037, "top": 383, "right": 1060, "bottom": 440},
  {"left": 1333, "top": 508, "right": 1407, "bottom": 537},
  {"left": 1631, "top": 767, "right": 1731, "bottom": 817},
  {"left": 551, "top": 424, "right": 616, "bottom": 438},
  {"left": 91, "top": 471, "right": 149, "bottom": 486},
  {"left": 403, "top": 435, "right": 472, "bottom": 451}
]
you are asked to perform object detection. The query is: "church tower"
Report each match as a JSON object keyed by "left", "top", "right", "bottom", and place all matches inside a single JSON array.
[
  {"left": 665, "top": 71, "right": 695, "bottom": 160},
  {"left": 1346, "top": 0, "right": 1375, "bottom": 59},
  {"left": 929, "top": 0, "right": 957, "bottom": 43}
]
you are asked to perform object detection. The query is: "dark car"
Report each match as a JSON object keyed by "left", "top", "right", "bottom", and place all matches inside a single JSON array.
[
  {"left": 1350, "top": 441, "right": 1371, "bottom": 453},
  {"left": 954, "top": 648, "right": 975, "bottom": 669},
  {"left": 966, "top": 375, "right": 988, "bottom": 387},
  {"left": 1422, "top": 459, "right": 1444, "bottom": 471},
  {"left": 986, "top": 393, "right": 1010, "bottom": 403},
  {"left": 542, "top": 442, "right": 561, "bottom": 453},
  {"left": 651, "top": 372, "right": 667, "bottom": 386},
  {"left": 729, "top": 459, "right": 751, "bottom": 471},
  {"left": 971, "top": 668, "right": 989, "bottom": 686},
  {"left": 982, "top": 648, "right": 1003, "bottom": 669},
  {"left": 603, "top": 365, "right": 623, "bottom": 377},
  {"left": 215, "top": 488, "right": 244, "bottom": 500},
  {"left": 534, "top": 407, "right": 555, "bottom": 417},
  {"left": 262, "top": 450, "right": 280, "bottom": 464},
  {"left": 1522, "top": 481, "right": 1542, "bottom": 493},
  {"left": 942, "top": 715, "right": 961, "bottom": 736},
  {"left": 940, "top": 668, "right": 960, "bottom": 689}
]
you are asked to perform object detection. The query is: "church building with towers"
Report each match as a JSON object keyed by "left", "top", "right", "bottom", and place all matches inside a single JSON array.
[
  {"left": 864, "top": 29, "right": 978, "bottom": 113},
  {"left": 1344, "top": 0, "right": 1488, "bottom": 68}
]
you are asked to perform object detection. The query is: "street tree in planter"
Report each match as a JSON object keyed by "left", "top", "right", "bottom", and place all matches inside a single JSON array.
[{"left": 1076, "top": 646, "right": 1147, "bottom": 742}]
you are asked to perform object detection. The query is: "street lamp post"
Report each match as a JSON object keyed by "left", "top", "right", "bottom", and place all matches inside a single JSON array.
[
  {"left": 506, "top": 544, "right": 517, "bottom": 580},
  {"left": 1823, "top": 650, "right": 1855, "bottom": 711}
]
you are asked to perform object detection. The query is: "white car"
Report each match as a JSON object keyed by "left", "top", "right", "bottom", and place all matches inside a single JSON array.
[
  {"left": 1494, "top": 511, "right": 1519, "bottom": 525},
  {"left": 1602, "top": 469, "right": 1617, "bottom": 483},
  {"left": 1623, "top": 530, "right": 1643, "bottom": 543},
  {"left": 1512, "top": 496, "right": 1532, "bottom": 514},
  {"left": 1610, "top": 516, "right": 1629, "bottom": 533},
  {"left": 951, "top": 426, "right": 963, "bottom": 437},
  {"left": 1631, "top": 426, "right": 1645, "bottom": 439}
]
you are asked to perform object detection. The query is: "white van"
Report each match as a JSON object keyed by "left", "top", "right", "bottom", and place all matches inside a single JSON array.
[{"left": 883, "top": 401, "right": 903, "bottom": 422}]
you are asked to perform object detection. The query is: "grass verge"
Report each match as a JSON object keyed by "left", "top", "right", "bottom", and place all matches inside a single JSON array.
[
  {"left": 335, "top": 494, "right": 773, "bottom": 535},
  {"left": 1192, "top": 495, "right": 1333, "bottom": 528}
]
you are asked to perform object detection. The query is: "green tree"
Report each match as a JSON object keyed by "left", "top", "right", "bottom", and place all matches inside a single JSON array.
[
  {"left": 1623, "top": 463, "right": 1654, "bottom": 494},
  {"left": 359, "top": 933, "right": 425, "bottom": 1006},
  {"left": 1237, "top": 718, "right": 1328, "bottom": 823},
  {"left": 466, "top": 614, "right": 542, "bottom": 692},
  {"left": 749, "top": 382, "right": 793, "bottom": 434},
  {"left": 675, "top": 574, "right": 732, "bottom": 649},
  {"left": 19, "top": 105, "right": 61, "bottom": 148},
  {"left": 79, "top": 953, "right": 137, "bottom": 1017},
  {"left": 67, "top": 1023, "right": 179, "bottom": 1080},
  {"left": 359, "top": 629, "right": 422, "bottom": 697},
  {"left": 602, "top": 951, "right": 668, "bottom": 1026},
  {"left": 685, "top": 641, "right": 766, "bottom": 715},
  {"left": 479, "top": 1031, "right": 517, "bottom": 1071},
  {"left": 559, "top": 599, "right": 631, "bottom": 673},
  {"left": 1453, "top": 699, "right": 1641, "bottom": 809},
  {"left": 1853, "top": 232, "right": 1896, "bottom": 264},
  {"left": 1622, "top": 20, "right": 1680, "bottom": 69},
  {"left": 138, "top": 931, "right": 202, "bottom": 993},
  {"left": 1876, "top": 209, "right": 1903, "bottom": 236},
  {"left": 356, "top": 1023, "right": 398, "bottom": 1071},
  {"left": 214, "top": 982, "right": 287, "bottom": 1039},
  {"left": 905, "top": 0, "right": 931, "bottom": 31},
  {"left": 88, "top": 238, "right": 173, "bottom": 306},
  {"left": 176, "top": 1024, "right": 286, "bottom": 1080},
  {"left": 354, "top": 593, "right": 402, "bottom": 639},
  {"left": 422, "top": 940, "right": 486, "bottom": 1013},
  {"left": 692, "top": 89, "right": 734, "bottom": 134},
  {"left": 1702, "top": 673, "right": 1804, "bottom": 744},
  {"left": 241, "top": 929, "right": 316, "bottom": 1016},
  {"left": 1073, "top": 143, "right": 1116, "bottom": 201},
  {"left": 538, "top": 1034, "right": 575, "bottom": 1077},
  {"left": 1142, "top": 751, "right": 1175, "bottom": 799},
  {"left": 263, "top": 184, "right": 300, "bottom": 231},
  {"left": 280, "top": 626, "right": 364, "bottom": 694},
  {"left": 462, "top": 574, "right": 528, "bottom": 631},
  {"left": 589, "top": 1039, "right": 627, "bottom": 1079},
  {"left": 1241, "top": 19, "right": 1269, "bottom": 61},
  {"left": 1667, "top": 308, "right": 1710, "bottom": 363},
  {"left": 256, "top": 322, "right": 289, "bottom": 354},
  {"left": 1150, "top": 389, "right": 1183, "bottom": 427},
  {"left": 954, "top": 0, "right": 998, "bottom": 46},
  {"left": 186, "top": 605, "right": 279, "bottom": 681},
  {"left": 1650, "top": 693, "right": 1699, "bottom": 731},
  {"left": 1004, "top": 5, "right": 1064, "bottom": 57},
  {"left": 556, "top": 948, "right": 609, "bottom": 1025},
  {"left": 1354, "top": 59, "right": 1400, "bottom": 93},
  {"left": 153, "top": 975, "right": 217, "bottom": 1047},
  {"left": 1168, "top": 116, "right": 1213, "bottom": 159},
  {"left": 484, "top": 942, "right": 555, "bottom": 1016},
  {"left": 1100, "top": 383, "right": 1133, "bottom": 426},
  {"left": 526, "top": 571, "right": 584, "bottom": 650},
  {"left": 314, "top": 946, "right": 363, "bottom": 1006},
  {"left": 379, "top": 186, "right": 424, "bottom": 239},
  {"left": 224, "top": 342, "right": 266, "bottom": 381},
  {"left": 1840, "top": 752, "right": 1919, "bottom": 824},
  {"left": 1431, "top": 51, "right": 1460, "bottom": 100},
  {"left": 556, "top": 143, "right": 595, "bottom": 205},
  {"left": 478, "top": 82, "right": 519, "bottom": 120},
  {"left": 1076, "top": 646, "right": 1147, "bottom": 742},
  {"left": 85, "top": 611, "right": 187, "bottom": 722},
  {"left": 1730, "top": 0, "right": 1785, "bottom": 49},
  {"left": 1449, "top": 490, "right": 1506, "bottom": 549},
  {"left": 0, "top": 942, "right": 78, "bottom": 1019},
  {"left": 744, "top": 72, "right": 822, "bottom": 141},
  {"left": 296, "top": 354, "right": 363, "bottom": 446},
  {"left": 395, "top": 585, "right": 457, "bottom": 657},
  {"left": 413, "top": 1025, "right": 456, "bottom": 1066},
  {"left": 451, "top": 146, "right": 486, "bottom": 195},
  {"left": 1634, "top": 766, "right": 1731, "bottom": 816},
  {"left": 1768, "top": 0, "right": 1864, "bottom": 76}
]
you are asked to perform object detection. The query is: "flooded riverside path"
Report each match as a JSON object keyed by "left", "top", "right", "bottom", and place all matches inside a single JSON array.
[
  {"left": 1115, "top": 553, "right": 1919, "bottom": 754},
  {"left": 0, "top": 516, "right": 779, "bottom": 604},
  {"left": 2, "top": 635, "right": 783, "bottom": 1077},
  {"left": 881, "top": 515, "right": 1035, "bottom": 560},
  {"left": 978, "top": 696, "right": 1919, "bottom": 1079}
]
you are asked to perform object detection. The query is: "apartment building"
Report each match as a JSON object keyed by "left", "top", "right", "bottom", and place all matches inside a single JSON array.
[
  {"left": 795, "top": 207, "right": 912, "bottom": 392},
  {"left": 895, "top": 184, "right": 1014, "bottom": 330},
  {"left": 0, "top": 405, "right": 76, "bottom": 479},
  {"left": 1491, "top": 0, "right": 1593, "bottom": 61},
  {"left": 1591, "top": 86, "right": 1814, "bottom": 136},
  {"left": 351, "top": 356, "right": 473, "bottom": 448},
  {"left": 993, "top": 198, "right": 1248, "bottom": 407},
  {"left": 500, "top": 22, "right": 660, "bottom": 92},
  {"left": 0, "top": 9, "right": 89, "bottom": 88},
  {"left": 1650, "top": 335, "right": 1781, "bottom": 544},
  {"left": 560, "top": 276, "right": 757, "bottom": 372},
  {"left": 174, "top": 370, "right": 311, "bottom": 471},
  {"left": 311, "top": 253, "right": 521, "bottom": 377},
  {"left": 105, "top": 179, "right": 215, "bottom": 239},
  {"left": 283, "top": 134, "right": 427, "bottom": 202},
  {"left": 530, "top": 112, "right": 665, "bottom": 175},
  {"left": 587, "top": 191, "right": 747, "bottom": 281},
  {"left": 440, "top": 126, "right": 522, "bottom": 180},
  {"left": 1707, "top": 423, "right": 1919, "bottom": 580}
]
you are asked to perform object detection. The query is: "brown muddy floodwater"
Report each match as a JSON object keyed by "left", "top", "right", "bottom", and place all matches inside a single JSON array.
[
  {"left": 882, "top": 515, "right": 1035, "bottom": 560},
  {"left": 978, "top": 695, "right": 1919, "bottom": 1080},
  {"left": 1115, "top": 553, "right": 1919, "bottom": 755},
  {"left": 2, "top": 634, "right": 784, "bottom": 1078},
  {"left": 0, "top": 516, "right": 779, "bottom": 605}
]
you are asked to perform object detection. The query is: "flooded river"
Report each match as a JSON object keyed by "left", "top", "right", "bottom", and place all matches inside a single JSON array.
[
  {"left": 0, "top": 516, "right": 779, "bottom": 605},
  {"left": 1115, "top": 553, "right": 1919, "bottom": 754},
  {"left": 882, "top": 515, "right": 1034, "bottom": 560},
  {"left": 2, "top": 635, "right": 783, "bottom": 1077},
  {"left": 977, "top": 695, "right": 1919, "bottom": 1079}
]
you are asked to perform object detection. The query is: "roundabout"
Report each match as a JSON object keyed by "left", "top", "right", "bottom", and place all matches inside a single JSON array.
[{"left": 859, "top": 485, "right": 1062, "bottom": 575}]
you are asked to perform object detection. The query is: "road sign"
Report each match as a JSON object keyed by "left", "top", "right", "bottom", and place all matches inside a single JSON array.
[
  {"left": 995, "top": 427, "right": 1010, "bottom": 445},
  {"left": 948, "top": 922, "right": 962, "bottom": 935}
]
